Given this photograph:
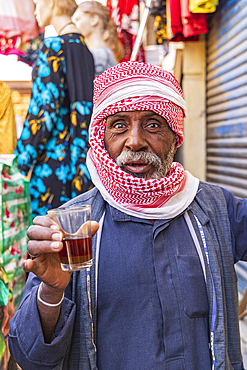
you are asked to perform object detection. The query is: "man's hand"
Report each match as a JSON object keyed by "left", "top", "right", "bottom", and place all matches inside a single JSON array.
[{"left": 23, "top": 215, "right": 99, "bottom": 293}]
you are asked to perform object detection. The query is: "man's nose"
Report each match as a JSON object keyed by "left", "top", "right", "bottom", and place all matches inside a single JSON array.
[{"left": 125, "top": 124, "right": 148, "bottom": 151}]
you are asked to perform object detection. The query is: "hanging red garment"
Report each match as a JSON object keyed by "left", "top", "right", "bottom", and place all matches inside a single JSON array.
[
  {"left": 107, "top": 0, "right": 139, "bottom": 61},
  {"left": 170, "top": 0, "right": 183, "bottom": 36},
  {"left": 0, "top": 0, "right": 41, "bottom": 52},
  {"left": 180, "top": 0, "right": 208, "bottom": 37},
  {"left": 169, "top": 0, "right": 207, "bottom": 40}
]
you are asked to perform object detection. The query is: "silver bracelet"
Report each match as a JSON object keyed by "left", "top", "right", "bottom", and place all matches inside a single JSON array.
[{"left": 37, "top": 282, "right": 64, "bottom": 307}]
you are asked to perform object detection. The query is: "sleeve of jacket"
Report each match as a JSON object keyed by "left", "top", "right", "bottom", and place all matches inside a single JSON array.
[
  {"left": 221, "top": 187, "right": 247, "bottom": 263},
  {"left": 9, "top": 273, "right": 76, "bottom": 370}
]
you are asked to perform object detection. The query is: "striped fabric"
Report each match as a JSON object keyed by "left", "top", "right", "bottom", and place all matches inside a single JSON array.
[{"left": 0, "top": 155, "right": 32, "bottom": 307}]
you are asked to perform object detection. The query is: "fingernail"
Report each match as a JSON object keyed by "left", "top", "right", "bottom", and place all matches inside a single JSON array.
[
  {"left": 50, "top": 224, "right": 59, "bottom": 230},
  {"left": 51, "top": 241, "right": 61, "bottom": 249},
  {"left": 52, "top": 232, "right": 63, "bottom": 241}
]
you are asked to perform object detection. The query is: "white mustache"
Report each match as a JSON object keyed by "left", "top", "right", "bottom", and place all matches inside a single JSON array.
[{"left": 116, "top": 150, "right": 162, "bottom": 168}]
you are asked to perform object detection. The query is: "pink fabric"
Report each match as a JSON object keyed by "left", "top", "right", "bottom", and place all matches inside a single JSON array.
[
  {"left": 169, "top": 0, "right": 207, "bottom": 39},
  {"left": 0, "top": 0, "right": 41, "bottom": 42},
  {"left": 88, "top": 61, "right": 187, "bottom": 210},
  {"left": 0, "top": 36, "right": 24, "bottom": 56}
]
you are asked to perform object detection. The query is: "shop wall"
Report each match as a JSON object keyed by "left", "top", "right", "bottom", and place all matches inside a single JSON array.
[{"left": 182, "top": 39, "right": 206, "bottom": 181}]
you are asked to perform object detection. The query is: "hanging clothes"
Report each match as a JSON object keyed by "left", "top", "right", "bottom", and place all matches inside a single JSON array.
[
  {"left": 0, "top": 0, "right": 42, "bottom": 57},
  {"left": 0, "top": 0, "right": 40, "bottom": 42},
  {"left": 189, "top": 0, "right": 218, "bottom": 13},
  {"left": 181, "top": 0, "right": 208, "bottom": 37},
  {"left": 18, "top": 33, "right": 44, "bottom": 66},
  {"left": 168, "top": 0, "right": 207, "bottom": 40},
  {"left": 107, "top": 0, "right": 139, "bottom": 61},
  {"left": 0, "top": 82, "right": 17, "bottom": 155},
  {"left": 169, "top": 0, "right": 183, "bottom": 37}
]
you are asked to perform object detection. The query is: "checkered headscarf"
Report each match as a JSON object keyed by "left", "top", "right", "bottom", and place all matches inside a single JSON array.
[{"left": 86, "top": 61, "right": 198, "bottom": 218}]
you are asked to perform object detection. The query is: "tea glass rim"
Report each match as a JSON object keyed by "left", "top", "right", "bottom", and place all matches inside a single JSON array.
[{"left": 47, "top": 205, "right": 91, "bottom": 216}]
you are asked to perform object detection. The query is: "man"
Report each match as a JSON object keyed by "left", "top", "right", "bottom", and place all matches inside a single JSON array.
[{"left": 9, "top": 62, "right": 246, "bottom": 370}]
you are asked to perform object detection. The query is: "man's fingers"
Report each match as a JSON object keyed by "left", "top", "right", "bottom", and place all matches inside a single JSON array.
[
  {"left": 27, "top": 239, "right": 63, "bottom": 257},
  {"left": 32, "top": 215, "right": 56, "bottom": 227},
  {"left": 77, "top": 221, "right": 99, "bottom": 236},
  {"left": 22, "top": 258, "right": 34, "bottom": 272},
  {"left": 27, "top": 218, "right": 98, "bottom": 257},
  {"left": 27, "top": 224, "right": 62, "bottom": 241}
]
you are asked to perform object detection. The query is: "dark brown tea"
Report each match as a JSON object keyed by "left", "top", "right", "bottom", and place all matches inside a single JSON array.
[{"left": 59, "top": 236, "right": 92, "bottom": 265}]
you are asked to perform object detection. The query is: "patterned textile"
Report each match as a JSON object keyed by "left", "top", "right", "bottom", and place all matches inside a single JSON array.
[
  {"left": 18, "top": 33, "right": 44, "bottom": 67},
  {"left": 86, "top": 61, "right": 199, "bottom": 218},
  {"left": 0, "top": 154, "right": 31, "bottom": 368},
  {"left": 0, "top": 155, "right": 31, "bottom": 308},
  {"left": 0, "top": 82, "right": 17, "bottom": 155},
  {"left": 15, "top": 34, "right": 94, "bottom": 218},
  {"left": 0, "top": 266, "right": 15, "bottom": 370}
]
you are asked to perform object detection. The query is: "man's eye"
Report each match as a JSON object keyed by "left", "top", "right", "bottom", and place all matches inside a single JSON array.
[
  {"left": 113, "top": 122, "right": 125, "bottom": 129},
  {"left": 147, "top": 122, "right": 159, "bottom": 129}
]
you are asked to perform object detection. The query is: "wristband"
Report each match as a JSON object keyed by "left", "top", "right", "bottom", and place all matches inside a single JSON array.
[{"left": 37, "top": 283, "right": 64, "bottom": 307}]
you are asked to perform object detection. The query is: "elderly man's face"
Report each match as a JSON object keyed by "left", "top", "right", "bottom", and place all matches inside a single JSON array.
[{"left": 104, "top": 110, "right": 177, "bottom": 179}]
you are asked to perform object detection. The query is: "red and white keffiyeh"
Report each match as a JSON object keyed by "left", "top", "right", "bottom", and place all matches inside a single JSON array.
[{"left": 86, "top": 61, "right": 199, "bottom": 219}]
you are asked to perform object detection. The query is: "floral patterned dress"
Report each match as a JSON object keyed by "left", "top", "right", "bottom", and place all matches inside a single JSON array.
[{"left": 15, "top": 33, "right": 94, "bottom": 218}]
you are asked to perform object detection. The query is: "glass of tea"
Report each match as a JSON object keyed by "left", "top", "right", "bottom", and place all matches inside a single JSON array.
[{"left": 47, "top": 205, "right": 92, "bottom": 271}]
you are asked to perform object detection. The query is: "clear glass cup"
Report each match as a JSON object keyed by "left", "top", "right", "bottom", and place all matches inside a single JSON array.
[{"left": 47, "top": 205, "right": 92, "bottom": 271}]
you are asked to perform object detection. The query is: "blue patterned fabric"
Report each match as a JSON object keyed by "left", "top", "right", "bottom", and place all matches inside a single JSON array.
[{"left": 15, "top": 33, "right": 94, "bottom": 217}]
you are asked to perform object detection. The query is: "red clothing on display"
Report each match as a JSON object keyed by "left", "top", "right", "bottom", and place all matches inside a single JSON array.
[
  {"left": 169, "top": 0, "right": 207, "bottom": 40},
  {"left": 181, "top": 0, "right": 208, "bottom": 37},
  {"left": 107, "top": 0, "right": 139, "bottom": 61},
  {"left": 170, "top": 0, "right": 183, "bottom": 36}
]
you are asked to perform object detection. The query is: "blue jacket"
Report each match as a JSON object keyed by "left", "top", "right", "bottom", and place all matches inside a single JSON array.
[{"left": 9, "top": 182, "right": 246, "bottom": 369}]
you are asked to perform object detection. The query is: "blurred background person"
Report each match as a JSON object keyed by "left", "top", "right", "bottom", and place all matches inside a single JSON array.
[
  {"left": 73, "top": 0, "right": 123, "bottom": 77},
  {"left": 15, "top": 0, "right": 95, "bottom": 218}
]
